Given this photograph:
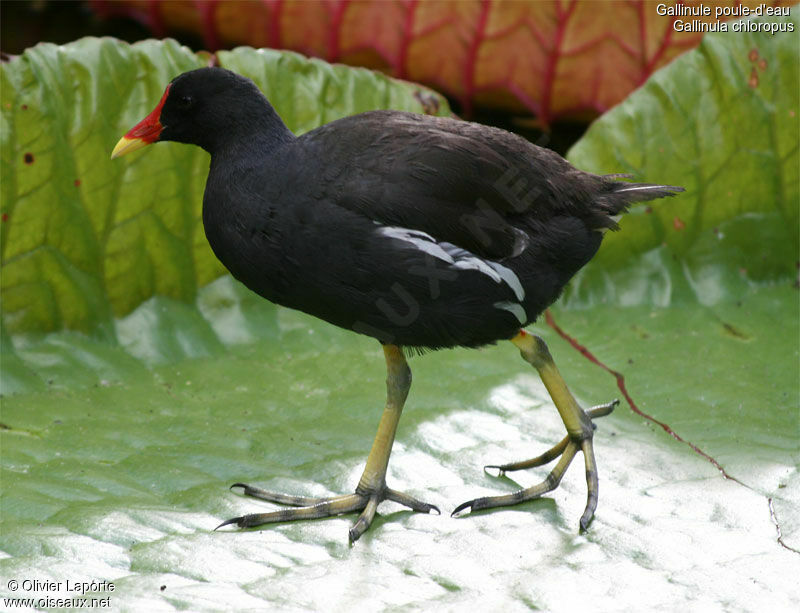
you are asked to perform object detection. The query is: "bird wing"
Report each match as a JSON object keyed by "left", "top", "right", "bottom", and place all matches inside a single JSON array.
[{"left": 298, "top": 111, "right": 589, "bottom": 261}]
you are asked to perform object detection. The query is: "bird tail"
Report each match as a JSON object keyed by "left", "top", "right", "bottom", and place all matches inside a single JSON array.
[{"left": 594, "top": 175, "right": 685, "bottom": 231}]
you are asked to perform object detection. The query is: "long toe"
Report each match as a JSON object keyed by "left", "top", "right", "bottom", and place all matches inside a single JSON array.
[
  {"left": 216, "top": 493, "right": 369, "bottom": 531},
  {"left": 578, "top": 438, "right": 601, "bottom": 531},
  {"left": 348, "top": 496, "right": 381, "bottom": 543},
  {"left": 230, "top": 482, "right": 328, "bottom": 506},
  {"left": 385, "top": 488, "right": 441, "bottom": 515},
  {"left": 484, "top": 435, "right": 570, "bottom": 475},
  {"left": 454, "top": 440, "right": 580, "bottom": 518}
]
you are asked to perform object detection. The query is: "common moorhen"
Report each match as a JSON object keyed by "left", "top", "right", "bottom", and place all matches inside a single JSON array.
[{"left": 112, "top": 67, "right": 683, "bottom": 541}]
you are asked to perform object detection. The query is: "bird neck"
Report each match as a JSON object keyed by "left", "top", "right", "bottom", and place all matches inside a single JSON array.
[{"left": 204, "top": 104, "right": 295, "bottom": 159}]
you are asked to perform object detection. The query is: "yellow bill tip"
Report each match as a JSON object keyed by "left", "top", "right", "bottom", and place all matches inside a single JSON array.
[{"left": 110, "top": 135, "right": 149, "bottom": 160}]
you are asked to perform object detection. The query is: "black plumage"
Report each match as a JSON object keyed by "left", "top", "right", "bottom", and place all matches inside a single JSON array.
[{"left": 113, "top": 67, "right": 683, "bottom": 540}]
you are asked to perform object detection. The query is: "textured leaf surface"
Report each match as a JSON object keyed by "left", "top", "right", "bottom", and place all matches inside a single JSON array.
[
  {"left": 90, "top": 0, "right": 787, "bottom": 122},
  {"left": 1, "top": 16, "right": 799, "bottom": 613},
  {"left": 0, "top": 38, "right": 449, "bottom": 337},
  {"left": 1, "top": 291, "right": 798, "bottom": 610},
  {"left": 566, "top": 10, "right": 799, "bottom": 306}
]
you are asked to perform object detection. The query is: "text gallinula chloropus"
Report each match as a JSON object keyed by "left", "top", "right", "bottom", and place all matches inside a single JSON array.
[{"left": 113, "top": 67, "right": 683, "bottom": 541}]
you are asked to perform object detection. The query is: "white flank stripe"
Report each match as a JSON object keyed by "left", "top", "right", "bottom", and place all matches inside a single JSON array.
[
  {"left": 452, "top": 256, "right": 502, "bottom": 283},
  {"left": 378, "top": 227, "right": 455, "bottom": 264},
  {"left": 487, "top": 262, "right": 525, "bottom": 301},
  {"left": 613, "top": 184, "right": 668, "bottom": 193},
  {"left": 494, "top": 301, "right": 527, "bottom": 324},
  {"left": 378, "top": 226, "right": 525, "bottom": 301}
]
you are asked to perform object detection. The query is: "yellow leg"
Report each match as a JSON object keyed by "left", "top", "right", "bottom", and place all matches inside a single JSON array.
[
  {"left": 356, "top": 345, "right": 411, "bottom": 492},
  {"left": 453, "top": 330, "right": 617, "bottom": 531},
  {"left": 216, "top": 344, "right": 438, "bottom": 542}
]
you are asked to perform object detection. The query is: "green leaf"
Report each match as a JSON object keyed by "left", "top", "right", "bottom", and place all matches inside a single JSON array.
[
  {"left": 1, "top": 297, "right": 798, "bottom": 609},
  {"left": 0, "top": 38, "right": 451, "bottom": 337},
  {"left": 1, "top": 17, "right": 799, "bottom": 612},
  {"left": 566, "top": 13, "right": 799, "bottom": 306},
  {"left": 1, "top": 39, "right": 206, "bottom": 339}
]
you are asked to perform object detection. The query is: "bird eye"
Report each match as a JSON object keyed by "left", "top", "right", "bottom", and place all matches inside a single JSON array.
[{"left": 177, "top": 95, "right": 193, "bottom": 108}]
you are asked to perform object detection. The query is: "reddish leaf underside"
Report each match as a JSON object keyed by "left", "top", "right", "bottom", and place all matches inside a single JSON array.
[{"left": 89, "top": 0, "right": 786, "bottom": 124}]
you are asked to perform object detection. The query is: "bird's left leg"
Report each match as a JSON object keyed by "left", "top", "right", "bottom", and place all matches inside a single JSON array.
[
  {"left": 453, "top": 330, "right": 616, "bottom": 530},
  {"left": 217, "top": 344, "right": 438, "bottom": 542},
  {"left": 346, "top": 343, "right": 440, "bottom": 540}
]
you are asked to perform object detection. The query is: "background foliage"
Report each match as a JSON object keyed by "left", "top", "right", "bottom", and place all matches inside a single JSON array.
[{"left": 88, "top": 0, "right": 788, "bottom": 122}]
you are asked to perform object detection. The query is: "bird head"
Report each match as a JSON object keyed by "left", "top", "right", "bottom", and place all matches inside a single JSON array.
[{"left": 111, "top": 67, "right": 277, "bottom": 158}]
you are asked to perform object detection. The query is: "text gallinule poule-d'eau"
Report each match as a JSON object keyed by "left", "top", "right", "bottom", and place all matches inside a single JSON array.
[{"left": 112, "top": 67, "right": 683, "bottom": 542}]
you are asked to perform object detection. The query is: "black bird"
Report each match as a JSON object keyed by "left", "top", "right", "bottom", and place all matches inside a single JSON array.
[{"left": 112, "top": 67, "right": 683, "bottom": 542}]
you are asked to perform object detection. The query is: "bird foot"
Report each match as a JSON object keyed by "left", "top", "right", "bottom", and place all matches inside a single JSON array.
[
  {"left": 216, "top": 482, "right": 439, "bottom": 542},
  {"left": 452, "top": 400, "right": 617, "bottom": 531}
]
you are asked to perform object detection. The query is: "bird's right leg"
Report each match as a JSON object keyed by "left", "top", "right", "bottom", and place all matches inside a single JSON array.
[{"left": 453, "top": 330, "right": 616, "bottom": 530}]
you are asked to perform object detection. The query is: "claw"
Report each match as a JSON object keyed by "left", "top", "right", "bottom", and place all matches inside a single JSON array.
[
  {"left": 451, "top": 500, "right": 475, "bottom": 517},
  {"left": 483, "top": 465, "right": 505, "bottom": 477},
  {"left": 214, "top": 516, "right": 244, "bottom": 531}
]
